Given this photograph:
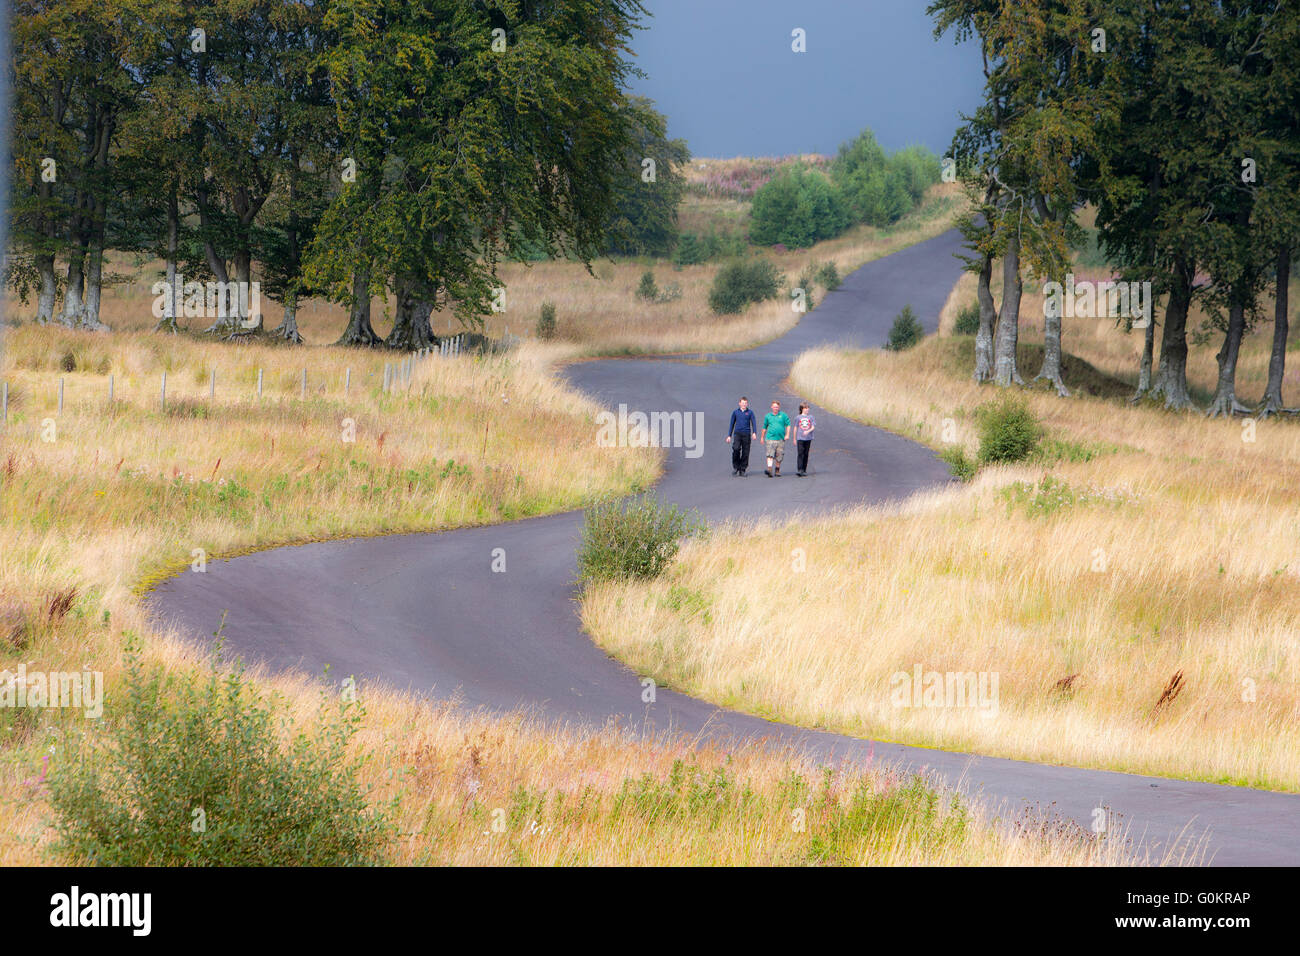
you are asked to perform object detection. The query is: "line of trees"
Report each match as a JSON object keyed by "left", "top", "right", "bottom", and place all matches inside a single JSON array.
[
  {"left": 932, "top": 0, "right": 1300, "bottom": 415},
  {"left": 7, "top": 0, "right": 677, "bottom": 347}
]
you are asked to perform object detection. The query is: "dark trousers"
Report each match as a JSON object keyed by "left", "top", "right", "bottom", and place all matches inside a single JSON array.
[
  {"left": 731, "top": 433, "right": 751, "bottom": 473},
  {"left": 797, "top": 440, "right": 811, "bottom": 474}
]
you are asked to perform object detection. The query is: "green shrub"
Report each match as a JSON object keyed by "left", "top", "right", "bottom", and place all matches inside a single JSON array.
[
  {"left": 636, "top": 270, "right": 658, "bottom": 301},
  {"left": 48, "top": 640, "right": 392, "bottom": 865},
  {"left": 884, "top": 305, "right": 924, "bottom": 351},
  {"left": 749, "top": 166, "right": 851, "bottom": 249},
  {"left": 536, "top": 302, "right": 557, "bottom": 340},
  {"left": 976, "top": 396, "right": 1043, "bottom": 464},
  {"left": 832, "top": 130, "right": 941, "bottom": 227},
  {"left": 578, "top": 493, "right": 705, "bottom": 584},
  {"left": 938, "top": 446, "right": 976, "bottom": 482},
  {"left": 954, "top": 302, "right": 981, "bottom": 335},
  {"left": 708, "top": 259, "right": 781, "bottom": 315},
  {"left": 816, "top": 261, "right": 842, "bottom": 291},
  {"left": 673, "top": 233, "right": 706, "bottom": 266}
]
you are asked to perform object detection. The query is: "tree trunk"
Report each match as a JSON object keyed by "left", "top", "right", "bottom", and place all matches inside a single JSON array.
[
  {"left": 156, "top": 189, "right": 181, "bottom": 333},
  {"left": 337, "top": 267, "right": 382, "bottom": 346},
  {"left": 273, "top": 290, "right": 303, "bottom": 344},
  {"left": 61, "top": 252, "right": 86, "bottom": 327},
  {"left": 1034, "top": 300, "right": 1069, "bottom": 397},
  {"left": 35, "top": 254, "right": 57, "bottom": 324},
  {"left": 1259, "top": 245, "right": 1291, "bottom": 417},
  {"left": 79, "top": 110, "right": 113, "bottom": 332},
  {"left": 1133, "top": 307, "right": 1156, "bottom": 400},
  {"left": 1207, "top": 288, "right": 1250, "bottom": 418},
  {"left": 1150, "top": 257, "right": 1195, "bottom": 410},
  {"left": 386, "top": 275, "right": 436, "bottom": 351},
  {"left": 81, "top": 238, "right": 110, "bottom": 331},
  {"left": 973, "top": 253, "right": 996, "bottom": 382},
  {"left": 992, "top": 233, "right": 1024, "bottom": 386}
]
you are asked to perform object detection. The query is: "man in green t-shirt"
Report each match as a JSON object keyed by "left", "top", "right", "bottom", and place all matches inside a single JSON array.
[{"left": 762, "top": 400, "right": 791, "bottom": 477}]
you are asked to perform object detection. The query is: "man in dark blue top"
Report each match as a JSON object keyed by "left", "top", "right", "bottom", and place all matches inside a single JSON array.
[{"left": 726, "top": 396, "right": 758, "bottom": 476}]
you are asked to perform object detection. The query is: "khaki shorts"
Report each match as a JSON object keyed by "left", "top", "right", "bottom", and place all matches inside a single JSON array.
[{"left": 765, "top": 439, "right": 785, "bottom": 462}]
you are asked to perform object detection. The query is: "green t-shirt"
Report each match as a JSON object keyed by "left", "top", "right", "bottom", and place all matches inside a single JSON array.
[{"left": 763, "top": 411, "right": 790, "bottom": 441}]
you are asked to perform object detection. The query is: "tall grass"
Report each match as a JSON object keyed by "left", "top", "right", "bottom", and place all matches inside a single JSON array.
[{"left": 582, "top": 307, "right": 1300, "bottom": 791}]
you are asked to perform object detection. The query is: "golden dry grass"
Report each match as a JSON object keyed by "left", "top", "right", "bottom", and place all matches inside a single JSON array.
[
  {"left": 582, "top": 273, "right": 1300, "bottom": 792},
  {"left": 0, "top": 319, "right": 1139, "bottom": 865}
]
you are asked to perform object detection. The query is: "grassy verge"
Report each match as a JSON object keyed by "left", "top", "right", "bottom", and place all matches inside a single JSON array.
[
  {"left": 0, "top": 321, "right": 1138, "bottom": 865},
  {"left": 581, "top": 280, "right": 1300, "bottom": 792}
]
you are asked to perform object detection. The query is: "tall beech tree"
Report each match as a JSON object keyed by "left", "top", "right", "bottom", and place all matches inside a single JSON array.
[
  {"left": 10, "top": 0, "right": 140, "bottom": 330},
  {"left": 309, "top": 0, "right": 647, "bottom": 350},
  {"left": 1253, "top": 5, "right": 1300, "bottom": 416},
  {"left": 604, "top": 96, "right": 690, "bottom": 257}
]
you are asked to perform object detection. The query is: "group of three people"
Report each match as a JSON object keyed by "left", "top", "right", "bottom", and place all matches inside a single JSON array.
[{"left": 726, "top": 397, "right": 816, "bottom": 477}]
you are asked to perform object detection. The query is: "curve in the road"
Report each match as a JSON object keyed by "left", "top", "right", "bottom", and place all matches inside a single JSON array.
[{"left": 147, "top": 230, "right": 1300, "bottom": 865}]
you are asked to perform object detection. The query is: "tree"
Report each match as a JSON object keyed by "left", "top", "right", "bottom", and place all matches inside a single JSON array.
[
  {"left": 1252, "top": 5, "right": 1300, "bottom": 417},
  {"left": 9, "top": 0, "right": 141, "bottom": 330},
  {"left": 932, "top": 0, "right": 1030, "bottom": 387},
  {"left": 749, "top": 165, "right": 849, "bottom": 248},
  {"left": 308, "top": 0, "right": 648, "bottom": 350},
  {"left": 604, "top": 96, "right": 690, "bottom": 257}
]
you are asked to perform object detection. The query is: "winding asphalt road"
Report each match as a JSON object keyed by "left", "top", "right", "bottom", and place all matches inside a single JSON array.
[{"left": 148, "top": 230, "right": 1300, "bottom": 865}]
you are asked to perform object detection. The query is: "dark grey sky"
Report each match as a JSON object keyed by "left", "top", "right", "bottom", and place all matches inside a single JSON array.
[{"left": 627, "top": 0, "right": 984, "bottom": 158}]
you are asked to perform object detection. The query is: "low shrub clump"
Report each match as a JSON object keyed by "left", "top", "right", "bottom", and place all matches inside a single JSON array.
[
  {"left": 707, "top": 259, "right": 781, "bottom": 315},
  {"left": 938, "top": 446, "right": 976, "bottom": 482},
  {"left": 48, "top": 640, "right": 393, "bottom": 865},
  {"left": 536, "top": 302, "right": 557, "bottom": 340},
  {"left": 953, "top": 302, "right": 981, "bottom": 335},
  {"left": 976, "top": 395, "right": 1043, "bottom": 464},
  {"left": 815, "top": 261, "right": 842, "bottom": 291},
  {"left": 884, "top": 305, "right": 924, "bottom": 351},
  {"left": 636, "top": 271, "right": 658, "bottom": 301},
  {"left": 578, "top": 493, "right": 705, "bottom": 584}
]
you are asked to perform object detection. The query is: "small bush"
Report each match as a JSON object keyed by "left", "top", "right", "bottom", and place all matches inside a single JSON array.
[
  {"left": 636, "top": 271, "right": 658, "bottom": 301},
  {"left": 954, "top": 302, "right": 981, "bottom": 335},
  {"left": 59, "top": 351, "right": 76, "bottom": 372},
  {"left": 938, "top": 447, "right": 976, "bottom": 482},
  {"left": 884, "top": 305, "right": 924, "bottom": 351},
  {"left": 673, "top": 233, "right": 706, "bottom": 266},
  {"left": 816, "top": 261, "right": 842, "bottom": 291},
  {"left": 48, "top": 640, "right": 392, "bottom": 865},
  {"left": 536, "top": 302, "right": 557, "bottom": 340},
  {"left": 708, "top": 259, "right": 781, "bottom": 315},
  {"left": 578, "top": 493, "right": 705, "bottom": 584},
  {"left": 976, "top": 396, "right": 1043, "bottom": 464}
]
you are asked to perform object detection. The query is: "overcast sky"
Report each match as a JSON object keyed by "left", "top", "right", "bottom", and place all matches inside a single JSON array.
[{"left": 627, "top": 0, "right": 984, "bottom": 158}]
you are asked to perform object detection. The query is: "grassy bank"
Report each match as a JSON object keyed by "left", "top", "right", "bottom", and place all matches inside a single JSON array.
[{"left": 581, "top": 280, "right": 1300, "bottom": 792}]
